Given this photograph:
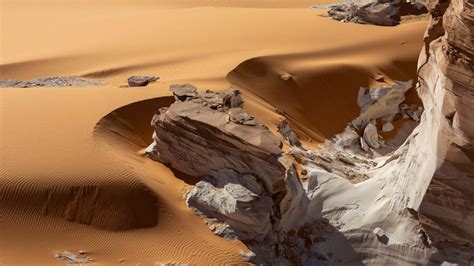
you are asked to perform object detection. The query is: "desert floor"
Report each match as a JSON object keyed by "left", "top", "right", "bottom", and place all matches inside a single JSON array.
[{"left": 0, "top": 0, "right": 427, "bottom": 264}]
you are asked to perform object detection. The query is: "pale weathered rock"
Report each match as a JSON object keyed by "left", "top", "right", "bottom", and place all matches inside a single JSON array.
[
  {"left": 363, "top": 123, "right": 380, "bottom": 149},
  {"left": 353, "top": 80, "right": 412, "bottom": 128},
  {"left": 54, "top": 251, "right": 92, "bottom": 264},
  {"left": 412, "top": 0, "right": 474, "bottom": 255},
  {"left": 239, "top": 250, "right": 256, "bottom": 262},
  {"left": 280, "top": 73, "right": 293, "bottom": 81},
  {"left": 336, "top": 128, "right": 360, "bottom": 148},
  {"left": 277, "top": 119, "right": 301, "bottom": 146},
  {"left": 327, "top": 0, "right": 427, "bottom": 26},
  {"left": 360, "top": 137, "right": 370, "bottom": 152},
  {"left": 373, "top": 227, "right": 385, "bottom": 238},
  {"left": 382, "top": 122, "right": 394, "bottom": 132},
  {"left": 0, "top": 76, "right": 103, "bottom": 88},
  {"left": 127, "top": 75, "right": 158, "bottom": 87}
]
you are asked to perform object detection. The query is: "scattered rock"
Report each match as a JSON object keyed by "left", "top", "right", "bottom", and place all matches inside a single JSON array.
[
  {"left": 275, "top": 108, "right": 285, "bottom": 115},
  {"left": 0, "top": 76, "right": 103, "bottom": 88},
  {"left": 373, "top": 73, "right": 385, "bottom": 82},
  {"left": 363, "top": 123, "right": 380, "bottom": 149},
  {"left": 327, "top": 0, "right": 427, "bottom": 26},
  {"left": 373, "top": 227, "right": 385, "bottom": 238},
  {"left": 277, "top": 119, "right": 301, "bottom": 147},
  {"left": 228, "top": 108, "right": 258, "bottom": 126},
  {"left": 336, "top": 128, "right": 360, "bottom": 148},
  {"left": 127, "top": 75, "right": 158, "bottom": 87},
  {"left": 280, "top": 73, "right": 293, "bottom": 81},
  {"left": 239, "top": 250, "right": 256, "bottom": 262},
  {"left": 353, "top": 80, "right": 412, "bottom": 128},
  {"left": 220, "top": 88, "right": 244, "bottom": 108},
  {"left": 170, "top": 83, "right": 198, "bottom": 101},
  {"left": 54, "top": 251, "right": 92, "bottom": 264},
  {"left": 382, "top": 122, "right": 394, "bottom": 132},
  {"left": 360, "top": 137, "right": 370, "bottom": 152}
]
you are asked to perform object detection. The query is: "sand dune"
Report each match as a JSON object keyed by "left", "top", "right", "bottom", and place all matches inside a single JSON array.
[{"left": 0, "top": 0, "right": 427, "bottom": 264}]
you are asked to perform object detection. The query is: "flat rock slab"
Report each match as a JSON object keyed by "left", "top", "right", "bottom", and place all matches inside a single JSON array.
[
  {"left": 127, "top": 76, "right": 159, "bottom": 87},
  {"left": 0, "top": 76, "right": 103, "bottom": 88}
]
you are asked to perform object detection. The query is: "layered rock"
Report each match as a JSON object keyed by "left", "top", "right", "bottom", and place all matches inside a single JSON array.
[
  {"left": 145, "top": 86, "right": 312, "bottom": 248},
  {"left": 413, "top": 0, "right": 474, "bottom": 255},
  {"left": 327, "top": 0, "right": 427, "bottom": 26}
]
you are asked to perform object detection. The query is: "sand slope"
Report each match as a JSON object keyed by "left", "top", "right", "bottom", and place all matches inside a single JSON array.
[{"left": 1, "top": 0, "right": 427, "bottom": 264}]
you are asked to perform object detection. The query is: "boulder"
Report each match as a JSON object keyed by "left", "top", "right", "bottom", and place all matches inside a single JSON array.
[
  {"left": 127, "top": 75, "right": 158, "bottom": 87},
  {"left": 382, "top": 122, "right": 394, "bottom": 132},
  {"left": 169, "top": 83, "right": 198, "bottom": 100},
  {"left": 363, "top": 123, "right": 380, "bottom": 149}
]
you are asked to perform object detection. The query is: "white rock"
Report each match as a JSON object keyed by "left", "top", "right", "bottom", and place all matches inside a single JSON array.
[
  {"left": 373, "top": 227, "right": 385, "bottom": 238},
  {"left": 360, "top": 137, "right": 370, "bottom": 152},
  {"left": 382, "top": 122, "right": 394, "bottom": 132},
  {"left": 363, "top": 123, "right": 380, "bottom": 149},
  {"left": 281, "top": 73, "right": 293, "bottom": 81}
]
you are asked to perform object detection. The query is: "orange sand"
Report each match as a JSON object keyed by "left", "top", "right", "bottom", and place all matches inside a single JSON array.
[{"left": 0, "top": 0, "right": 427, "bottom": 264}]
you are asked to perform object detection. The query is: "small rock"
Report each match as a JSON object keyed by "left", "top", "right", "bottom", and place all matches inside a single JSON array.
[
  {"left": 373, "top": 227, "right": 385, "bottom": 238},
  {"left": 278, "top": 119, "right": 301, "bottom": 146},
  {"left": 360, "top": 137, "right": 370, "bottom": 152},
  {"left": 275, "top": 108, "right": 285, "bottom": 115},
  {"left": 239, "top": 250, "right": 256, "bottom": 262},
  {"left": 281, "top": 73, "right": 293, "bottom": 81},
  {"left": 363, "top": 123, "right": 380, "bottom": 149},
  {"left": 382, "top": 122, "right": 394, "bottom": 132},
  {"left": 127, "top": 75, "right": 158, "bottom": 87},
  {"left": 228, "top": 108, "right": 258, "bottom": 126},
  {"left": 220, "top": 88, "right": 244, "bottom": 108},
  {"left": 170, "top": 83, "right": 198, "bottom": 101},
  {"left": 373, "top": 74, "right": 385, "bottom": 82}
]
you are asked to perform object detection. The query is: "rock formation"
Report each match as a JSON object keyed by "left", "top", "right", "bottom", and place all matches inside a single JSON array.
[
  {"left": 411, "top": 0, "right": 474, "bottom": 256},
  {"left": 145, "top": 0, "right": 473, "bottom": 263},
  {"left": 0, "top": 76, "right": 102, "bottom": 88},
  {"left": 146, "top": 86, "right": 328, "bottom": 263},
  {"left": 327, "top": 0, "right": 427, "bottom": 26}
]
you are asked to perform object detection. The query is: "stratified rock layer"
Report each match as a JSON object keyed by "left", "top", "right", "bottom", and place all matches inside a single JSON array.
[
  {"left": 415, "top": 0, "right": 474, "bottom": 254},
  {"left": 146, "top": 86, "right": 327, "bottom": 264},
  {"left": 327, "top": 0, "right": 427, "bottom": 26}
]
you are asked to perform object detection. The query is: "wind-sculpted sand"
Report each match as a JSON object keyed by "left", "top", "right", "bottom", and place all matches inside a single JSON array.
[{"left": 0, "top": 0, "right": 427, "bottom": 264}]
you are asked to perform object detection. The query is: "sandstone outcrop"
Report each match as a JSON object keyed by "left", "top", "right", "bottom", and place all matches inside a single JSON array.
[
  {"left": 146, "top": 86, "right": 314, "bottom": 255},
  {"left": 327, "top": 0, "right": 427, "bottom": 26},
  {"left": 412, "top": 0, "right": 474, "bottom": 256}
]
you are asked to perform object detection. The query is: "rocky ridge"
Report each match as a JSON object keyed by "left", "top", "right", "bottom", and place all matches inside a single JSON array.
[
  {"left": 326, "top": 0, "right": 428, "bottom": 26},
  {"left": 0, "top": 76, "right": 103, "bottom": 88}
]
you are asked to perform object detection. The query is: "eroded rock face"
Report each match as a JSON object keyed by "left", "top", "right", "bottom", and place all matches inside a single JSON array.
[
  {"left": 146, "top": 87, "right": 285, "bottom": 195},
  {"left": 146, "top": 86, "right": 331, "bottom": 263},
  {"left": 327, "top": 0, "right": 427, "bottom": 26},
  {"left": 414, "top": 0, "right": 474, "bottom": 255}
]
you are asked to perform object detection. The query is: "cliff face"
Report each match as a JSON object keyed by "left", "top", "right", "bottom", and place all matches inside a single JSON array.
[{"left": 416, "top": 0, "right": 474, "bottom": 252}]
